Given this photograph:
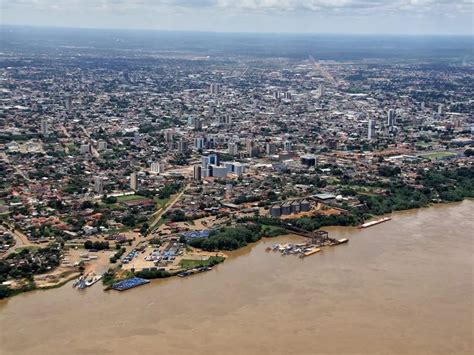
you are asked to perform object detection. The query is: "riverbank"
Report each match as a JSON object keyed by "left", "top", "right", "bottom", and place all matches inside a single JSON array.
[
  {"left": 1, "top": 200, "right": 472, "bottom": 355},
  {"left": 1, "top": 198, "right": 472, "bottom": 299}
]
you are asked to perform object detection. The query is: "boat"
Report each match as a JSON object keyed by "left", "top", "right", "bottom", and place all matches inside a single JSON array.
[
  {"left": 85, "top": 275, "right": 103, "bottom": 287},
  {"left": 359, "top": 217, "right": 391, "bottom": 228},
  {"left": 72, "top": 276, "right": 84, "bottom": 288}
]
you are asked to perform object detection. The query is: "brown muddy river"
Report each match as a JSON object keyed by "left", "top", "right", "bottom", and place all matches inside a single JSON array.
[{"left": 0, "top": 201, "right": 473, "bottom": 355}]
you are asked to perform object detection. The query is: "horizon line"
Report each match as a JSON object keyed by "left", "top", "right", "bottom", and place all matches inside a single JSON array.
[{"left": 1, "top": 23, "right": 473, "bottom": 38}]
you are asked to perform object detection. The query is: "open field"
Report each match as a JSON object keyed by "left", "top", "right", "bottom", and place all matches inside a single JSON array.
[
  {"left": 116, "top": 194, "right": 147, "bottom": 202},
  {"left": 421, "top": 151, "right": 457, "bottom": 160}
]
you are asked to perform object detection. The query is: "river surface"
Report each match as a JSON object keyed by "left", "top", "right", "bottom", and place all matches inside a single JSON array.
[{"left": 1, "top": 201, "right": 473, "bottom": 355}]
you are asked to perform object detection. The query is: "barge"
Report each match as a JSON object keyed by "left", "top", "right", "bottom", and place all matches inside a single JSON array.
[
  {"left": 111, "top": 277, "right": 150, "bottom": 291},
  {"left": 359, "top": 217, "right": 391, "bottom": 228}
]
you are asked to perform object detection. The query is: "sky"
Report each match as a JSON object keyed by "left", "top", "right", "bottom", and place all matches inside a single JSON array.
[{"left": 1, "top": 0, "right": 473, "bottom": 35}]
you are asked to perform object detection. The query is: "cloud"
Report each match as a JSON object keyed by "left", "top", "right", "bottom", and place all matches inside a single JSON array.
[{"left": 1, "top": 0, "right": 472, "bottom": 34}]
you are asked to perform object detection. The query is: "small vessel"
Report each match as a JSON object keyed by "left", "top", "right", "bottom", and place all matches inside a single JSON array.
[
  {"left": 72, "top": 276, "right": 84, "bottom": 288},
  {"left": 85, "top": 275, "right": 103, "bottom": 287}
]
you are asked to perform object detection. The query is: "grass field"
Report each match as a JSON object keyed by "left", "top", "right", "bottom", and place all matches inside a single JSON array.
[
  {"left": 422, "top": 151, "right": 456, "bottom": 160},
  {"left": 116, "top": 194, "right": 147, "bottom": 202},
  {"left": 179, "top": 256, "right": 225, "bottom": 270}
]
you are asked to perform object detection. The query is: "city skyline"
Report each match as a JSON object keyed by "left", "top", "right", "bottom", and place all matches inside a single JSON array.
[{"left": 1, "top": 0, "right": 473, "bottom": 35}]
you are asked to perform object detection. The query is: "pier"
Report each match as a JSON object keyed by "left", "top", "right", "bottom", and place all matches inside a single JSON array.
[{"left": 284, "top": 224, "right": 347, "bottom": 247}]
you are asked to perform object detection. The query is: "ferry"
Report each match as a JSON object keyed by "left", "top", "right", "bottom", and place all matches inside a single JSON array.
[
  {"left": 359, "top": 217, "right": 391, "bottom": 228},
  {"left": 85, "top": 275, "right": 103, "bottom": 287}
]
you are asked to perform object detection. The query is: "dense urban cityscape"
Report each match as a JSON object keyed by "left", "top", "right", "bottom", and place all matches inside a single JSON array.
[{"left": 0, "top": 30, "right": 472, "bottom": 298}]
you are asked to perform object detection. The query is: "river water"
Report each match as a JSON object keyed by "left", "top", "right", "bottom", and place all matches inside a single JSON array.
[{"left": 1, "top": 201, "right": 473, "bottom": 355}]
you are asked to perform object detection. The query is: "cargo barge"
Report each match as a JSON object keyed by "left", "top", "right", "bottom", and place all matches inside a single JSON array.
[
  {"left": 111, "top": 277, "right": 150, "bottom": 291},
  {"left": 359, "top": 217, "right": 391, "bottom": 228}
]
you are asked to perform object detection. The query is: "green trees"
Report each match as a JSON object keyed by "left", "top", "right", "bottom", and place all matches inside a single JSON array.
[
  {"left": 140, "top": 222, "right": 149, "bottom": 235},
  {"left": 102, "top": 196, "right": 117, "bottom": 204},
  {"left": 109, "top": 248, "right": 126, "bottom": 263},
  {"left": 188, "top": 224, "right": 262, "bottom": 251},
  {"left": 84, "top": 240, "right": 109, "bottom": 250},
  {"left": 158, "top": 182, "right": 182, "bottom": 199},
  {"left": 378, "top": 165, "right": 401, "bottom": 177}
]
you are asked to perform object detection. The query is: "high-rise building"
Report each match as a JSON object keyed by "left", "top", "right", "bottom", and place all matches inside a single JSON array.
[
  {"left": 284, "top": 140, "right": 292, "bottom": 152},
  {"left": 210, "top": 83, "right": 220, "bottom": 95},
  {"left": 164, "top": 130, "right": 174, "bottom": 143},
  {"left": 177, "top": 139, "right": 187, "bottom": 153},
  {"left": 208, "top": 153, "right": 219, "bottom": 166},
  {"left": 64, "top": 95, "right": 72, "bottom": 110},
  {"left": 194, "top": 118, "right": 203, "bottom": 130},
  {"left": 193, "top": 165, "right": 202, "bottom": 181},
  {"left": 40, "top": 118, "right": 49, "bottom": 136},
  {"left": 94, "top": 176, "right": 104, "bottom": 194},
  {"left": 438, "top": 104, "right": 445, "bottom": 115},
  {"left": 246, "top": 139, "right": 254, "bottom": 156},
  {"left": 368, "top": 119, "right": 375, "bottom": 140},
  {"left": 224, "top": 162, "right": 246, "bottom": 176},
  {"left": 194, "top": 137, "right": 205, "bottom": 150},
  {"left": 150, "top": 162, "right": 161, "bottom": 174},
  {"left": 202, "top": 155, "right": 210, "bottom": 169},
  {"left": 228, "top": 142, "right": 238, "bottom": 155},
  {"left": 387, "top": 109, "right": 396, "bottom": 127},
  {"left": 210, "top": 165, "right": 228, "bottom": 178},
  {"left": 317, "top": 84, "right": 325, "bottom": 98},
  {"left": 266, "top": 142, "right": 275, "bottom": 155},
  {"left": 187, "top": 116, "right": 195, "bottom": 127},
  {"left": 130, "top": 172, "right": 138, "bottom": 191}
]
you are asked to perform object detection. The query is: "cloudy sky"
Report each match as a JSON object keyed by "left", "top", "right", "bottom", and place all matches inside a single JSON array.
[{"left": 1, "top": 0, "right": 473, "bottom": 35}]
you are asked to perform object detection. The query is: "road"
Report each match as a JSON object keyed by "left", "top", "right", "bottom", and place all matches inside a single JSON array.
[
  {"left": 148, "top": 184, "right": 190, "bottom": 232},
  {"left": 1, "top": 223, "right": 35, "bottom": 258}
]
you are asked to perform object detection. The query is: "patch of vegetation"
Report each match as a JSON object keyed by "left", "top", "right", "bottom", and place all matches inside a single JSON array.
[
  {"left": 179, "top": 256, "right": 225, "bottom": 270},
  {"left": 422, "top": 151, "right": 456, "bottom": 160},
  {"left": 188, "top": 224, "right": 262, "bottom": 251},
  {"left": 84, "top": 240, "right": 109, "bottom": 250},
  {"left": 134, "top": 269, "right": 171, "bottom": 279},
  {"left": 261, "top": 224, "right": 287, "bottom": 237},
  {"left": 110, "top": 247, "right": 126, "bottom": 264},
  {"left": 116, "top": 194, "right": 147, "bottom": 202}
]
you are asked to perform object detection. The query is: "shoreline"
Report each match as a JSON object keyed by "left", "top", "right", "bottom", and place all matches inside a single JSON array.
[{"left": 1, "top": 199, "right": 472, "bottom": 299}]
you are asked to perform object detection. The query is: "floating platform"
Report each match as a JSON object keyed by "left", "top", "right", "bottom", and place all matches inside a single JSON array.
[
  {"left": 359, "top": 217, "right": 391, "bottom": 228},
  {"left": 300, "top": 248, "right": 321, "bottom": 258},
  {"left": 112, "top": 277, "right": 150, "bottom": 291}
]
